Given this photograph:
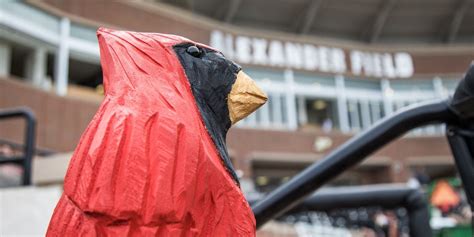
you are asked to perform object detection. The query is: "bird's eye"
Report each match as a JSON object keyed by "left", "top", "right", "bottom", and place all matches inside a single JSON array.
[{"left": 186, "top": 45, "right": 202, "bottom": 57}]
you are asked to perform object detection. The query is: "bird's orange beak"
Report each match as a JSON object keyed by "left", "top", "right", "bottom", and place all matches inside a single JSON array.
[{"left": 228, "top": 71, "right": 268, "bottom": 124}]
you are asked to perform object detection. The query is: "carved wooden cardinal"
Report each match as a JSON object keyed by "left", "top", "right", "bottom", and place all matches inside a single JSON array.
[{"left": 46, "top": 28, "right": 267, "bottom": 236}]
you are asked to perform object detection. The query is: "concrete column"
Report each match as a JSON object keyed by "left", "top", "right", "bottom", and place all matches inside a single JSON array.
[
  {"left": 381, "top": 79, "right": 394, "bottom": 116},
  {"left": 284, "top": 69, "right": 298, "bottom": 130},
  {"left": 433, "top": 77, "right": 447, "bottom": 98},
  {"left": 0, "top": 42, "right": 12, "bottom": 77},
  {"left": 24, "top": 47, "right": 47, "bottom": 87},
  {"left": 297, "top": 96, "right": 307, "bottom": 126},
  {"left": 54, "top": 18, "right": 70, "bottom": 96},
  {"left": 32, "top": 47, "right": 47, "bottom": 87},
  {"left": 335, "top": 75, "right": 350, "bottom": 133},
  {"left": 360, "top": 99, "right": 371, "bottom": 129}
]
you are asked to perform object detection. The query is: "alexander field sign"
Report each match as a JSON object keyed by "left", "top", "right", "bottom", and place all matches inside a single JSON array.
[{"left": 210, "top": 30, "right": 414, "bottom": 79}]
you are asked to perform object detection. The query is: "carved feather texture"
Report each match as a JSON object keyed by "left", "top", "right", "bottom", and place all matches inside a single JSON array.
[{"left": 46, "top": 28, "right": 255, "bottom": 236}]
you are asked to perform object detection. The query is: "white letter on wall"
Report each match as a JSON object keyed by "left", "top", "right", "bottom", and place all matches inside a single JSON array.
[
  {"left": 330, "top": 48, "right": 347, "bottom": 73},
  {"left": 350, "top": 50, "right": 363, "bottom": 75},
  {"left": 236, "top": 36, "right": 252, "bottom": 64},
  {"left": 268, "top": 40, "right": 286, "bottom": 67},
  {"left": 252, "top": 38, "right": 268, "bottom": 65},
  {"left": 285, "top": 42, "right": 303, "bottom": 69},
  {"left": 303, "top": 44, "right": 318, "bottom": 71},
  {"left": 382, "top": 53, "right": 396, "bottom": 78},
  {"left": 319, "top": 47, "right": 329, "bottom": 72},
  {"left": 210, "top": 30, "right": 224, "bottom": 52},
  {"left": 395, "top": 53, "right": 414, "bottom": 78}
]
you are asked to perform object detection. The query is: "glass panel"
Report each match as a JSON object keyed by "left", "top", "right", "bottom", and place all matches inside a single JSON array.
[
  {"left": 347, "top": 101, "right": 361, "bottom": 131},
  {"left": 390, "top": 79, "right": 434, "bottom": 92},
  {"left": 369, "top": 101, "right": 384, "bottom": 123},
  {"left": 442, "top": 79, "right": 461, "bottom": 95},
  {"left": 302, "top": 98, "right": 337, "bottom": 132},
  {"left": 281, "top": 94, "right": 288, "bottom": 125},
  {"left": 271, "top": 94, "right": 283, "bottom": 125},
  {"left": 294, "top": 72, "right": 335, "bottom": 87},
  {"left": 70, "top": 23, "right": 98, "bottom": 42},
  {"left": 245, "top": 68, "right": 285, "bottom": 82},
  {"left": 359, "top": 100, "right": 371, "bottom": 129},
  {"left": 345, "top": 78, "right": 381, "bottom": 90}
]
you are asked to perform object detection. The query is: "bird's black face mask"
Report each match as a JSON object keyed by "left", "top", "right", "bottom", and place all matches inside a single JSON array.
[{"left": 173, "top": 43, "right": 267, "bottom": 185}]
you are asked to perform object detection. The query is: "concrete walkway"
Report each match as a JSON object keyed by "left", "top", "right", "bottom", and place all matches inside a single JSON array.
[{"left": 0, "top": 185, "right": 62, "bottom": 237}]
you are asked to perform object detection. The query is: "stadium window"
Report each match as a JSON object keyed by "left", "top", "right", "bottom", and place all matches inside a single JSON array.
[
  {"left": 237, "top": 68, "right": 292, "bottom": 129},
  {"left": 347, "top": 100, "right": 361, "bottom": 132},
  {"left": 280, "top": 94, "right": 289, "bottom": 126},
  {"left": 7, "top": 42, "right": 55, "bottom": 89},
  {"left": 67, "top": 58, "right": 103, "bottom": 96},
  {"left": 46, "top": 53, "right": 55, "bottom": 85},
  {"left": 369, "top": 101, "right": 384, "bottom": 123},
  {"left": 252, "top": 160, "right": 307, "bottom": 193},
  {"left": 252, "top": 160, "right": 392, "bottom": 193},
  {"left": 344, "top": 99, "right": 385, "bottom": 131},
  {"left": 237, "top": 92, "right": 289, "bottom": 129},
  {"left": 390, "top": 79, "right": 434, "bottom": 92},
  {"left": 256, "top": 99, "right": 271, "bottom": 127},
  {"left": 68, "top": 58, "right": 102, "bottom": 88},
  {"left": 300, "top": 98, "right": 338, "bottom": 132},
  {"left": 9, "top": 43, "right": 31, "bottom": 80}
]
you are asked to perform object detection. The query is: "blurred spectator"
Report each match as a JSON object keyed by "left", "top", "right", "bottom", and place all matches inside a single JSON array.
[{"left": 322, "top": 118, "right": 333, "bottom": 133}]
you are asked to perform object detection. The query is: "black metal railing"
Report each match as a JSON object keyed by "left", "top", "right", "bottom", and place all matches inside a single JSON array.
[
  {"left": 251, "top": 184, "right": 431, "bottom": 236},
  {"left": 0, "top": 107, "right": 36, "bottom": 186},
  {"left": 252, "top": 64, "right": 474, "bottom": 234}
]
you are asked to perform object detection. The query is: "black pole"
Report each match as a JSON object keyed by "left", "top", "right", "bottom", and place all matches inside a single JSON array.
[
  {"left": 446, "top": 126, "right": 474, "bottom": 227},
  {"left": 405, "top": 188, "right": 432, "bottom": 237},
  {"left": 21, "top": 109, "right": 36, "bottom": 186},
  {"left": 0, "top": 107, "right": 36, "bottom": 185},
  {"left": 252, "top": 100, "right": 457, "bottom": 228}
]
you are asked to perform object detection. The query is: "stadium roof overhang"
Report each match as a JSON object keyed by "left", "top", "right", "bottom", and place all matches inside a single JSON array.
[
  {"left": 20, "top": 0, "right": 473, "bottom": 79},
  {"left": 159, "top": 0, "right": 474, "bottom": 45}
]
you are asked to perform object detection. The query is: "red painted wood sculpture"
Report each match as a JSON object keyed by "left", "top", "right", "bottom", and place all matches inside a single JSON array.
[{"left": 47, "top": 28, "right": 267, "bottom": 236}]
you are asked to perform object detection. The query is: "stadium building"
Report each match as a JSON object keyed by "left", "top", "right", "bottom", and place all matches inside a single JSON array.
[{"left": 1, "top": 0, "right": 473, "bottom": 194}]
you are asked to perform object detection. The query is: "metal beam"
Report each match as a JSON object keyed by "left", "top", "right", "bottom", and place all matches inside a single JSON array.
[
  {"left": 299, "top": 0, "right": 323, "bottom": 34},
  {"left": 225, "top": 0, "right": 242, "bottom": 23},
  {"left": 367, "top": 0, "right": 397, "bottom": 43},
  {"left": 446, "top": 0, "right": 472, "bottom": 43}
]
